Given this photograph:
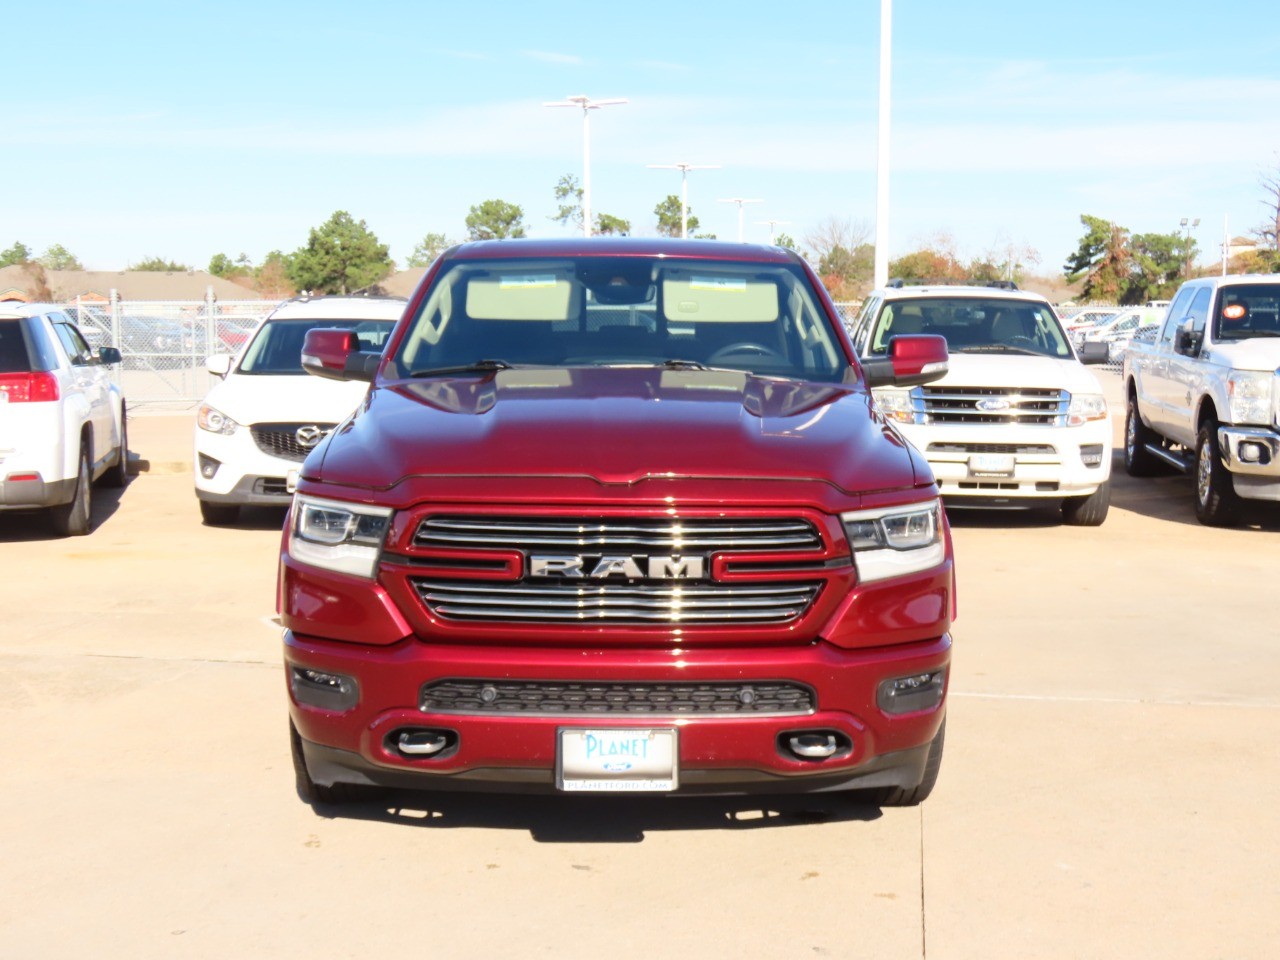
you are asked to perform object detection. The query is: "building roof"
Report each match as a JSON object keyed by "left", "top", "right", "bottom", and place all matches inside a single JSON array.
[{"left": 0, "top": 264, "right": 267, "bottom": 302}]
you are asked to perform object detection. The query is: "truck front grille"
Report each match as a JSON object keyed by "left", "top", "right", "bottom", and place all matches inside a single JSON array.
[
  {"left": 420, "top": 679, "right": 816, "bottom": 715},
  {"left": 911, "top": 387, "right": 1069, "bottom": 426},
  {"left": 412, "top": 579, "right": 822, "bottom": 624},
  {"left": 250, "top": 423, "right": 336, "bottom": 462},
  {"left": 414, "top": 516, "right": 822, "bottom": 552}
]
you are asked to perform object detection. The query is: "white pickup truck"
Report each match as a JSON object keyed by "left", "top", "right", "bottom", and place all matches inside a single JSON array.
[{"left": 1122, "top": 274, "right": 1280, "bottom": 525}]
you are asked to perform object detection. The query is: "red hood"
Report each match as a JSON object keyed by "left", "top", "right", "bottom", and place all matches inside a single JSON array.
[{"left": 307, "top": 368, "right": 924, "bottom": 496}]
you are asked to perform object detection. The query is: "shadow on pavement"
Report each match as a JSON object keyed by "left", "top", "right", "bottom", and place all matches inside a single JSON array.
[
  {"left": 310, "top": 790, "right": 883, "bottom": 842},
  {"left": 0, "top": 478, "right": 129, "bottom": 543}
]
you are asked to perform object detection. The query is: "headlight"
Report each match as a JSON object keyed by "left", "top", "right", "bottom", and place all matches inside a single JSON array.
[
  {"left": 872, "top": 388, "right": 915, "bottom": 424},
  {"left": 840, "top": 499, "right": 946, "bottom": 582},
  {"left": 287, "top": 494, "right": 392, "bottom": 578},
  {"left": 1067, "top": 393, "right": 1107, "bottom": 426},
  {"left": 1226, "top": 372, "right": 1274, "bottom": 425},
  {"left": 197, "top": 402, "right": 239, "bottom": 435}
]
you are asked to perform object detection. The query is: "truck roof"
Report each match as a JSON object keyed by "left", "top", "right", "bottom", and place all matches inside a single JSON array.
[{"left": 445, "top": 237, "right": 801, "bottom": 264}]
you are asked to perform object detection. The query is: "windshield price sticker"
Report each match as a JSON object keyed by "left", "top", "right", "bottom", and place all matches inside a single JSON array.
[
  {"left": 689, "top": 277, "right": 746, "bottom": 292},
  {"left": 558, "top": 728, "right": 678, "bottom": 792},
  {"left": 969, "top": 453, "right": 1016, "bottom": 477},
  {"left": 499, "top": 274, "right": 559, "bottom": 289}
]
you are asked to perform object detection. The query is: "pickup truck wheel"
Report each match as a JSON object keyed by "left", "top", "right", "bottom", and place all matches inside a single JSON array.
[
  {"left": 199, "top": 500, "right": 240, "bottom": 526},
  {"left": 1124, "top": 393, "right": 1163, "bottom": 476},
  {"left": 1194, "top": 424, "right": 1241, "bottom": 526},
  {"left": 871, "top": 717, "right": 945, "bottom": 807},
  {"left": 290, "top": 720, "right": 387, "bottom": 806},
  {"left": 101, "top": 406, "right": 129, "bottom": 488},
  {"left": 50, "top": 444, "right": 92, "bottom": 537},
  {"left": 1061, "top": 479, "right": 1111, "bottom": 526}
]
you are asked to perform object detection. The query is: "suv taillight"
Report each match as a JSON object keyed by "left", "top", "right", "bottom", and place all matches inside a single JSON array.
[{"left": 0, "top": 372, "right": 60, "bottom": 403}]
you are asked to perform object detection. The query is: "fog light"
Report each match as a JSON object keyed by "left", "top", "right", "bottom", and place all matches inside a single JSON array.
[
  {"left": 1080, "top": 444, "right": 1105, "bottom": 467},
  {"left": 878, "top": 670, "right": 946, "bottom": 715},
  {"left": 290, "top": 666, "right": 359, "bottom": 711},
  {"left": 1238, "top": 441, "right": 1266, "bottom": 464},
  {"left": 198, "top": 453, "right": 221, "bottom": 479}
]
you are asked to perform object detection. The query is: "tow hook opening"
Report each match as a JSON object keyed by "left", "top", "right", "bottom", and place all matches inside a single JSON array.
[
  {"left": 390, "top": 728, "right": 458, "bottom": 760},
  {"left": 779, "top": 729, "right": 853, "bottom": 762}
]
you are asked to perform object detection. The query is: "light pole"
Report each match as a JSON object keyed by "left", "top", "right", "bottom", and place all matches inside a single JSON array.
[
  {"left": 755, "top": 219, "right": 791, "bottom": 244},
  {"left": 543, "top": 95, "right": 628, "bottom": 238},
  {"left": 718, "top": 198, "right": 763, "bottom": 242},
  {"left": 648, "top": 161, "right": 720, "bottom": 238},
  {"left": 873, "top": 0, "right": 893, "bottom": 289},
  {"left": 1180, "top": 216, "right": 1200, "bottom": 279}
]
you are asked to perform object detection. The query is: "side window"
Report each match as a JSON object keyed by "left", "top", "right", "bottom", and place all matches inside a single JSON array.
[
  {"left": 1160, "top": 286, "right": 1196, "bottom": 342},
  {"left": 53, "top": 322, "right": 92, "bottom": 365},
  {"left": 852, "top": 297, "right": 880, "bottom": 352},
  {"left": 1184, "top": 289, "right": 1212, "bottom": 334}
]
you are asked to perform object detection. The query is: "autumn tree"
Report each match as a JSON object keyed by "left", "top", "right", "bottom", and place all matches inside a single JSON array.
[
  {"left": 466, "top": 199, "right": 527, "bottom": 241},
  {"left": 255, "top": 250, "right": 296, "bottom": 298},
  {"left": 288, "top": 211, "right": 393, "bottom": 294},
  {"left": 1064, "top": 215, "right": 1134, "bottom": 303}
]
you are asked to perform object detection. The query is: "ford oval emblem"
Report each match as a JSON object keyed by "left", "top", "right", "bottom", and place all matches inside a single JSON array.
[
  {"left": 602, "top": 761, "right": 633, "bottom": 773},
  {"left": 975, "top": 398, "right": 1011, "bottom": 412}
]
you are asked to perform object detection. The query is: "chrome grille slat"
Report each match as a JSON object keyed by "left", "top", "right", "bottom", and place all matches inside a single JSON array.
[
  {"left": 415, "top": 516, "right": 822, "bottom": 552},
  {"left": 909, "top": 387, "right": 1069, "bottom": 426}
]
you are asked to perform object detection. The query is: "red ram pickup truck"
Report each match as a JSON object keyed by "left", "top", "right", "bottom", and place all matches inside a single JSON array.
[{"left": 281, "top": 238, "right": 955, "bottom": 806}]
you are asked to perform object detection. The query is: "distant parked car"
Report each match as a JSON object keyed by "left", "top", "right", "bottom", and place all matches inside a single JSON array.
[
  {"left": 193, "top": 295, "right": 404, "bottom": 525},
  {"left": 0, "top": 304, "right": 128, "bottom": 535},
  {"left": 1076, "top": 306, "right": 1163, "bottom": 357},
  {"left": 1062, "top": 307, "right": 1119, "bottom": 333}
]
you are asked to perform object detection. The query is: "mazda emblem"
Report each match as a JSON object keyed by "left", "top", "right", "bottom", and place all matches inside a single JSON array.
[{"left": 295, "top": 425, "right": 327, "bottom": 448}]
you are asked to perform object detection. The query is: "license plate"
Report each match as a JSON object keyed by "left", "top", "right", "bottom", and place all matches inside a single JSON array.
[
  {"left": 557, "top": 728, "right": 678, "bottom": 792},
  {"left": 968, "top": 453, "right": 1015, "bottom": 477},
  {"left": 286, "top": 469, "right": 300, "bottom": 493}
]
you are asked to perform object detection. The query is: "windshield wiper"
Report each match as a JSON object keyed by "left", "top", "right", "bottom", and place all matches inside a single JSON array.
[
  {"left": 952, "top": 345, "right": 1046, "bottom": 357},
  {"left": 409, "top": 359, "right": 514, "bottom": 377}
]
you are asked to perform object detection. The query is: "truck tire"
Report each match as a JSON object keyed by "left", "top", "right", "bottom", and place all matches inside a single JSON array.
[
  {"left": 199, "top": 500, "right": 240, "bottom": 526},
  {"left": 873, "top": 717, "right": 945, "bottom": 807},
  {"left": 290, "top": 720, "right": 387, "bottom": 806},
  {"left": 1194, "top": 423, "right": 1240, "bottom": 526},
  {"left": 101, "top": 406, "right": 129, "bottom": 488},
  {"left": 1061, "top": 479, "right": 1111, "bottom": 526},
  {"left": 50, "top": 443, "right": 92, "bottom": 537},
  {"left": 1124, "top": 392, "right": 1163, "bottom": 476}
]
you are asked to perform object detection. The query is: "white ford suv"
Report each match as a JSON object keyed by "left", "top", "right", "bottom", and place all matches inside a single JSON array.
[
  {"left": 193, "top": 296, "right": 404, "bottom": 525},
  {"left": 848, "top": 283, "right": 1114, "bottom": 525},
  {"left": 1, "top": 304, "right": 128, "bottom": 535}
]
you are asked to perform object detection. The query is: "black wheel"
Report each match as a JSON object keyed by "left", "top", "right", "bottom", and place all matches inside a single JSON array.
[
  {"left": 1062, "top": 479, "right": 1111, "bottom": 526},
  {"left": 50, "top": 443, "right": 92, "bottom": 537},
  {"left": 873, "top": 717, "right": 945, "bottom": 807},
  {"left": 289, "top": 720, "right": 386, "bottom": 806},
  {"left": 199, "top": 499, "right": 240, "bottom": 526},
  {"left": 1124, "top": 392, "right": 1163, "bottom": 476},
  {"left": 1194, "top": 423, "right": 1240, "bottom": 526},
  {"left": 101, "top": 406, "right": 129, "bottom": 488}
]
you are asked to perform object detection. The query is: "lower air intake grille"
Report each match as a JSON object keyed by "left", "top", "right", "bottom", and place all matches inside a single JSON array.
[
  {"left": 421, "top": 679, "right": 816, "bottom": 715},
  {"left": 250, "top": 423, "right": 336, "bottom": 462}
]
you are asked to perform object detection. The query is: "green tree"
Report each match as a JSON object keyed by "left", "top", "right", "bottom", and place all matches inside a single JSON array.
[
  {"left": 774, "top": 233, "right": 799, "bottom": 251},
  {"left": 1064, "top": 215, "right": 1133, "bottom": 303},
  {"left": 551, "top": 174, "right": 584, "bottom": 231},
  {"left": 889, "top": 248, "right": 966, "bottom": 285},
  {"left": 466, "top": 199, "right": 527, "bottom": 241},
  {"left": 208, "top": 252, "right": 252, "bottom": 278},
  {"left": 1130, "top": 232, "right": 1187, "bottom": 300},
  {"left": 255, "top": 250, "right": 295, "bottom": 298},
  {"left": 131, "top": 256, "right": 191, "bottom": 271},
  {"left": 594, "top": 213, "right": 631, "bottom": 236},
  {"left": 288, "top": 211, "right": 393, "bottom": 294},
  {"left": 654, "top": 195, "right": 698, "bottom": 238},
  {"left": 406, "top": 232, "right": 451, "bottom": 267},
  {"left": 36, "top": 244, "right": 83, "bottom": 270},
  {"left": 1, "top": 241, "right": 32, "bottom": 267}
]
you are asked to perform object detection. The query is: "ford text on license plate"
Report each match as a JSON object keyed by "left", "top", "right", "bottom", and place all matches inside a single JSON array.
[
  {"left": 968, "top": 453, "right": 1015, "bottom": 477},
  {"left": 557, "top": 728, "right": 678, "bottom": 792}
]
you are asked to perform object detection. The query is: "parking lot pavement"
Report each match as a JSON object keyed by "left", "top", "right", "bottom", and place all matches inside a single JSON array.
[{"left": 1, "top": 412, "right": 1277, "bottom": 959}]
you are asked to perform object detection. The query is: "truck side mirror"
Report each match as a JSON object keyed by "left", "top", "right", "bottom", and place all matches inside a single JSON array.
[
  {"left": 1077, "top": 341, "right": 1109, "bottom": 365},
  {"left": 1174, "top": 325, "right": 1202, "bottom": 356},
  {"left": 301, "top": 328, "right": 379, "bottom": 382},
  {"left": 861, "top": 334, "right": 949, "bottom": 388}
]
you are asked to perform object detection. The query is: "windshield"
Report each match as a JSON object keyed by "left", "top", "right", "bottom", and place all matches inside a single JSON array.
[
  {"left": 386, "top": 256, "right": 847, "bottom": 382},
  {"left": 1215, "top": 284, "right": 1280, "bottom": 341},
  {"left": 868, "top": 296, "right": 1072, "bottom": 358},
  {"left": 238, "top": 318, "right": 395, "bottom": 375}
]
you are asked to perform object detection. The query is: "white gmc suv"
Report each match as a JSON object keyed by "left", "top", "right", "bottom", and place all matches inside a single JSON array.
[
  {"left": 193, "top": 295, "right": 404, "bottom": 525},
  {"left": 848, "top": 283, "right": 1113, "bottom": 525},
  {"left": 1, "top": 304, "right": 128, "bottom": 535}
]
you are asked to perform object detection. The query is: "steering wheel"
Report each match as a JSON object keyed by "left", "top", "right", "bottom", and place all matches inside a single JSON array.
[{"left": 708, "top": 342, "right": 787, "bottom": 364}]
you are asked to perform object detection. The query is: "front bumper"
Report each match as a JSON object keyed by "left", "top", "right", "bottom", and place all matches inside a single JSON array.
[
  {"left": 285, "top": 630, "right": 951, "bottom": 795},
  {"left": 1218, "top": 425, "right": 1280, "bottom": 501},
  {"left": 194, "top": 427, "right": 298, "bottom": 504}
]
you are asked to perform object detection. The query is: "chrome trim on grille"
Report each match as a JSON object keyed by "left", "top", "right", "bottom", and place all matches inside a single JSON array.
[
  {"left": 905, "top": 387, "right": 1070, "bottom": 426},
  {"left": 413, "top": 578, "right": 821, "bottom": 623},
  {"left": 420, "top": 679, "right": 816, "bottom": 716},
  {"left": 414, "top": 516, "right": 822, "bottom": 552}
]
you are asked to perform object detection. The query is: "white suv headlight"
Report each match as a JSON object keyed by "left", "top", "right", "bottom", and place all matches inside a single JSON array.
[
  {"left": 288, "top": 494, "right": 393, "bottom": 578},
  {"left": 872, "top": 388, "right": 915, "bottom": 424},
  {"left": 1067, "top": 393, "right": 1107, "bottom": 426},
  {"left": 197, "top": 402, "right": 239, "bottom": 435},
  {"left": 1226, "top": 372, "right": 1274, "bottom": 425},
  {"left": 840, "top": 499, "right": 946, "bottom": 582}
]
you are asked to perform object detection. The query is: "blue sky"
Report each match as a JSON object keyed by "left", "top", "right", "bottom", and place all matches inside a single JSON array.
[{"left": 8, "top": 0, "right": 1280, "bottom": 276}]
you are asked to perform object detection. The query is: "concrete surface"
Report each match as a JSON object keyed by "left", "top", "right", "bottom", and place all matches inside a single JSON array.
[{"left": 1, "top": 397, "right": 1278, "bottom": 960}]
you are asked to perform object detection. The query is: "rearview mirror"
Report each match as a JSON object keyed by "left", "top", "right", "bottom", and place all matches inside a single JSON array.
[{"left": 861, "top": 334, "right": 949, "bottom": 388}]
